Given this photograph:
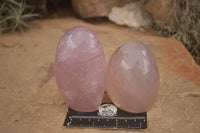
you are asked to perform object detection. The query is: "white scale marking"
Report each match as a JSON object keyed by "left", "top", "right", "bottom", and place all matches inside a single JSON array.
[
  {"left": 71, "top": 116, "right": 145, "bottom": 120},
  {"left": 116, "top": 120, "right": 118, "bottom": 126},
  {"left": 92, "top": 122, "right": 94, "bottom": 127}
]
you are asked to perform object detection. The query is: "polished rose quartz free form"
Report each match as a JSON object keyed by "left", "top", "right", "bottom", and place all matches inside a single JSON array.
[
  {"left": 54, "top": 27, "right": 106, "bottom": 112},
  {"left": 106, "top": 41, "right": 159, "bottom": 113}
]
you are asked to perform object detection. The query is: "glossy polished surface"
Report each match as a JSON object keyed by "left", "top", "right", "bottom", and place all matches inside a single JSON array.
[
  {"left": 106, "top": 41, "right": 159, "bottom": 113},
  {"left": 54, "top": 27, "right": 106, "bottom": 112}
]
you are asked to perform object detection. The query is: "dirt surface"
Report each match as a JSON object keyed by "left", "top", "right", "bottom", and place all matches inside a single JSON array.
[{"left": 0, "top": 16, "right": 200, "bottom": 133}]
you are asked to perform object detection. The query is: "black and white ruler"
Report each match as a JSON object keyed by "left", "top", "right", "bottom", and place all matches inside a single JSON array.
[{"left": 63, "top": 103, "right": 147, "bottom": 130}]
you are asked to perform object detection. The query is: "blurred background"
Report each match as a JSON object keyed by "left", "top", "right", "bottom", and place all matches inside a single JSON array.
[{"left": 0, "top": 0, "right": 200, "bottom": 65}]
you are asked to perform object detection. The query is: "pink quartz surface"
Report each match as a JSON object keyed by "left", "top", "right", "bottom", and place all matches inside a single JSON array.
[
  {"left": 106, "top": 41, "right": 159, "bottom": 113},
  {"left": 54, "top": 27, "right": 106, "bottom": 112}
]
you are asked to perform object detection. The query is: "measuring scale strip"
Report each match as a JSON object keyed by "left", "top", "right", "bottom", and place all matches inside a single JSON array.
[{"left": 64, "top": 103, "right": 147, "bottom": 129}]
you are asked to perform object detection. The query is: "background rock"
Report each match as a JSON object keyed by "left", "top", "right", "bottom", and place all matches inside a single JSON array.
[
  {"left": 144, "top": 0, "right": 174, "bottom": 26},
  {"left": 71, "top": 0, "right": 129, "bottom": 18},
  {"left": 108, "top": 2, "right": 153, "bottom": 29}
]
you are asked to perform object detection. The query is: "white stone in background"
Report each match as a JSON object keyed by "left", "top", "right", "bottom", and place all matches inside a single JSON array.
[{"left": 108, "top": 2, "right": 153, "bottom": 29}]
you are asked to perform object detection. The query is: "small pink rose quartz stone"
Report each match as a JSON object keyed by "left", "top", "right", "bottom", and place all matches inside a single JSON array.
[
  {"left": 54, "top": 27, "right": 106, "bottom": 112},
  {"left": 106, "top": 41, "right": 159, "bottom": 113}
]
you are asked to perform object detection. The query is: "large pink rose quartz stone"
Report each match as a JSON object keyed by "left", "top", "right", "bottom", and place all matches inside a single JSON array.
[
  {"left": 106, "top": 41, "right": 159, "bottom": 113},
  {"left": 54, "top": 27, "right": 106, "bottom": 112}
]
